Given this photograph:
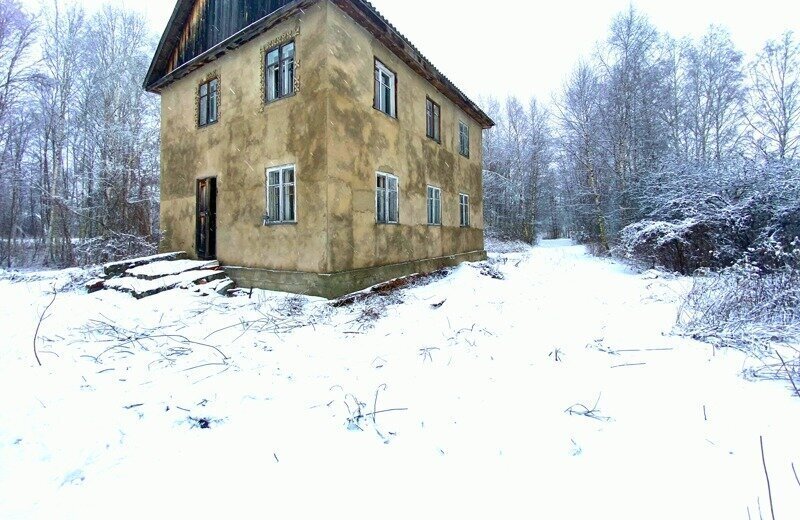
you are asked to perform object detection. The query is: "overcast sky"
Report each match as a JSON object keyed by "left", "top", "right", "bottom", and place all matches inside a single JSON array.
[{"left": 22, "top": 0, "right": 800, "bottom": 101}]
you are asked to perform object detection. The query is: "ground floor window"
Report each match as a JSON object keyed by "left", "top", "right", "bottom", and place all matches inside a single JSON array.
[
  {"left": 376, "top": 172, "right": 399, "bottom": 223},
  {"left": 460, "top": 193, "right": 470, "bottom": 227},
  {"left": 427, "top": 186, "right": 442, "bottom": 225},
  {"left": 265, "top": 165, "right": 296, "bottom": 224}
]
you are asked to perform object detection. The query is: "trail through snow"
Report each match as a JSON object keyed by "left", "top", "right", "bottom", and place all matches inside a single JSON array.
[{"left": 1, "top": 241, "right": 798, "bottom": 519}]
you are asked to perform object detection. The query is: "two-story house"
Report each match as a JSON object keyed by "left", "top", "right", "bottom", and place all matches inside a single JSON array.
[{"left": 144, "top": 0, "right": 495, "bottom": 298}]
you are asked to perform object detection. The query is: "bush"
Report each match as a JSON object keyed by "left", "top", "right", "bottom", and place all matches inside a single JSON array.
[
  {"left": 74, "top": 233, "right": 157, "bottom": 266},
  {"left": 677, "top": 246, "right": 800, "bottom": 351},
  {"left": 614, "top": 219, "right": 717, "bottom": 273}
]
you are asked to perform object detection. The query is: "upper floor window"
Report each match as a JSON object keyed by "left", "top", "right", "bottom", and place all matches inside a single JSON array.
[
  {"left": 460, "top": 193, "right": 470, "bottom": 227},
  {"left": 459, "top": 121, "right": 470, "bottom": 157},
  {"left": 427, "top": 186, "right": 442, "bottom": 226},
  {"left": 265, "top": 165, "right": 296, "bottom": 224},
  {"left": 374, "top": 60, "right": 396, "bottom": 118},
  {"left": 376, "top": 172, "right": 399, "bottom": 223},
  {"left": 426, "top": 98, "right": 441, "bottom": 142},
  {"left": 266, "top": 41, "right": 295, "bottom": 102},
  {"left": 199, "top": 78, "right": 219, "bottom": 127}
]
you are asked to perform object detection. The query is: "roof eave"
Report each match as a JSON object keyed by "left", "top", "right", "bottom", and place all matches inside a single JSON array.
[
  {"left": 331, "top": 0, "right": 494, "bottom": 129},
  {"left": 143, "top": 0, "right": 495, "bottom": 129},
  {"left": 144, "top": 0, "right": 314, "bottom": 94}
]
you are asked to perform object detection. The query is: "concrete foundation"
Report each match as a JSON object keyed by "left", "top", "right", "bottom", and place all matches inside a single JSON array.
[{"left": 225, "top": 250, "right": 487, "bottom": 299}]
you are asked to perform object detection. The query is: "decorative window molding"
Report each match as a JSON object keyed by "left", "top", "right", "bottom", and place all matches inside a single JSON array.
[
  {"left": 376, "top": 172, "right": 399, "bottom": 224},
  {"left": 426, "top": 98, "right": 441, "bottom": 143},
  {"left": 459, "top": 193, "right": 471, "bottom": 227},
  {"left": 264, "top": 165, "right": 297, "bottom": 224},
  {"left": 265, "top": 40, "right": 296, "bottom": 102},
  {"left": 374, "top": 59, "right": 397, "bottom": 118},
  {"left": 260, "top": 27, "right": 301, "bottom": 107},
  {"left": 427, "top": 186, "right": 442, "bottom": 226},
  {"left": 459, "top": 121, "right": 470, "bottom": 158},
  {"left": 196, "top": 73, "right": 220, "bottom": 128}
]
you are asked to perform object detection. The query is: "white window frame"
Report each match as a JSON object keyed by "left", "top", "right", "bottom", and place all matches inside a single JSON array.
[
  {"left": 264, "top": 165, "right": 297, "bottom": 224},
  {"left": 459, "top": 193, "right": 470, "bottom": 227},
  {"left": 374, "top": 59, "right": 396, "bottom": 118},
  {"left": 376, "top": 172, "right": 399, "bottom": 224},
  {"left": 266, "top": 40, "right": 295, "bottom": 103},
  {"left": 427, "top": 186, "right": 442, "bottom": 226},
  {"left": 459, "top": 121, "right": 470, "bottom": 158}
]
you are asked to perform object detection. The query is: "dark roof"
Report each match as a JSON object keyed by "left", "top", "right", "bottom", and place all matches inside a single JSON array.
[{"left": 144, "top": 0, "right": 495, "bottom": 129}]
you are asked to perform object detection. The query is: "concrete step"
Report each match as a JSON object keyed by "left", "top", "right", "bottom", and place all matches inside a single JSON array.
[
  {"left": 125, "top": 259, "right": 220, "bottom": 280},
  {"left": 103, "top": 269, "right": 228, "bottom": 300},
  {"left": 103, "top": 252, "right": 187, "bottom": 278}
]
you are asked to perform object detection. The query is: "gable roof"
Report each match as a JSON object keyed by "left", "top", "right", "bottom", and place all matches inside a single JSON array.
[{"left": 144, "top": 0, "right": 495, "bottom": 129}]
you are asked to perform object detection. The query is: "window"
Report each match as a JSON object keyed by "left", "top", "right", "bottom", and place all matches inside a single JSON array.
[
  {"left": 460, "top": 193, "right": 470, "bottom": 227},
  {"left": 198, "top": 78, "right": 219, "bottom": 127},
  {"left": 427, "top": 186, "right": 442, "bottom": 226},
  {"left": 376, "top": 172, "right": 399, "bottom": 223},
  {"left": 426, "top": 98, "right": 441, "bottom": 142},
  {"left": 265, "top": 165, "right": 296, "bottom": 224},
  {"left": 266, "top": 41, "right": 295, "bottom": 102},
  {"left": 374, "top": 60, "right": 396, "bottom": 117},
  {"left": 459, "top": 121, "right": 470, "bottom": 157}
]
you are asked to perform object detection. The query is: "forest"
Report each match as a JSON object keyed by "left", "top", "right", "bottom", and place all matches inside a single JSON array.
[
  {"left": 481, "top": 8, "right": 799, "bottom": 350},
  {"left": 0, "top": 0, "right": 159, "bottom": 268}
]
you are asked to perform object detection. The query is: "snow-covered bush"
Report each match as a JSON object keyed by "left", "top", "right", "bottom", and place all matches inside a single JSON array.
[
  {"left": 614, "top": 219, "right": 717, "bottom": 273},
  {"left": 678, "top": 244, "right": 800, "bottom": 351},
  {"left": 74, "top": 233, "right": 157, "bottom": 266},
  {"left": 617, "top": 159, "right": 800, "bottom": 274}
]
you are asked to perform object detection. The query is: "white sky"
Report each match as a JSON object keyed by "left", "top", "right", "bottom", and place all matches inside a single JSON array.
[{"left": 21, "top": 0, "right": 800, "bottom": 101}]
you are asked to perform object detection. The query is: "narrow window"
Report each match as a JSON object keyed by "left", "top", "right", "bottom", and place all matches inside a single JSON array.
[
  {"left": 426, "top": 98, "right": 441, "bottom": 142},
  {"left": 459, "top": 121, "right": 470, "bottom": 157},
  {"left": 460, "top": 193, "right": 470, "bottom": 227},
  {"left": 198, "top": 78, "right": 219, "bottom": 127},
  {"left": 374, "top": 60, "right": 396, "bottom": 117},
  {"left": 427, "top": 186, "right": 442, "bottom": 226},
  {"left": 266, "top": 41, "right": 295, "bottom": 102},
  {"left": 265, "top": 165, "right": 296, "bottom": 224},
  {"left": 376, "top": 172, "right": 399, "bottom": 223}
]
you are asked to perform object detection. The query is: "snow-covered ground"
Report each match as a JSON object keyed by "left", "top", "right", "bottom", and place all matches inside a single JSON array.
[{"left": 1, "top": 241, "right": 798, "bottom": 519}]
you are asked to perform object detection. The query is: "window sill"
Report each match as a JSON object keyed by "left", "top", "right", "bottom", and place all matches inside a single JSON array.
[
  {"left": 376, "top": 221, "right": 400, "bottom": 226},
  {"left": 198, "top": 119, "right": 220, "bottom": 130},
  {"left": 427, "top": 136, "right": 442, "bottom": 145},
  {"left": 264, "top": 92, "right": 297, "bottom": 106},
  {"left": 263, "top": 221, "right": 298, "bottom": 227},
  {"left": 427, "top": 223, "right": 443, "bottom": 227},
  {"left": 373, "top": 107, "right": 398, "bottom": 121}
]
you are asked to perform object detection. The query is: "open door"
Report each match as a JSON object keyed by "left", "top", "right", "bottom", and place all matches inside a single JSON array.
[{"left": 196, "top": 178, "right": 217, "bottom": 260}]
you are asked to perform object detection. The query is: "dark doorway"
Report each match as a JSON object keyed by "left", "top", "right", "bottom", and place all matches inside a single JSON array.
[{"left": 196, "top": 178, "right": 217, "bottom": 260}]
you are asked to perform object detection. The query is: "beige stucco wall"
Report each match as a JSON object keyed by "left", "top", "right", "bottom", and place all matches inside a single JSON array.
[
  {"left": 158, "top": 0, "right": 485, "bottom": 276},
  {"left": 159, "top": 2, "right": 330, "bottom": 273},
  {"left": 324, "top": 1, "right": 485, "bottom": 273}
]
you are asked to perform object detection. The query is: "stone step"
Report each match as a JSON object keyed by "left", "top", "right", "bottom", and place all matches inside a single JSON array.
[
  {"left": 125, "top": 259, "right": 220, "bottom": 280},
  {"left": 103, "top": 270, "right": 227, "bottom": 300},
  {"left": 103, "top": 252, "right": 188, "bottom": 278}
]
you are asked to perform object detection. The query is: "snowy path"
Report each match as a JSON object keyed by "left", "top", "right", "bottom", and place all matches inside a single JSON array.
[{"left": 1, "top": 242, "right": 798, "bottom": 519}]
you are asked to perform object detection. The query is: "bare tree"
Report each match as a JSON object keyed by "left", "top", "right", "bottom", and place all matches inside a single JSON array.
[
  {"left": 684, "top": 26, "right": 746, "bottom": 163},
  {"left": 555, "top": 63, "right": 609, "bottom": 250},
  {"left": 0, "top": 0, "right": 38, "bottom": 266},
  {"left": 749, "top": 31, "right": 800, "bottom": 160}
]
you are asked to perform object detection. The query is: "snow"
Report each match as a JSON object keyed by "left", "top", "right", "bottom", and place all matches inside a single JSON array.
[
  {"left": 102, "top": 252, "right": 186, "bottom": 272},
  {"left": 102, "top": 269, "right": 224, "bottom": 297},
  {"left": 125, "top": 259, "right": 219, "bottom": 279},
  {"left": 1, "top": 241, "right": 798, "bottom": 519}
]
